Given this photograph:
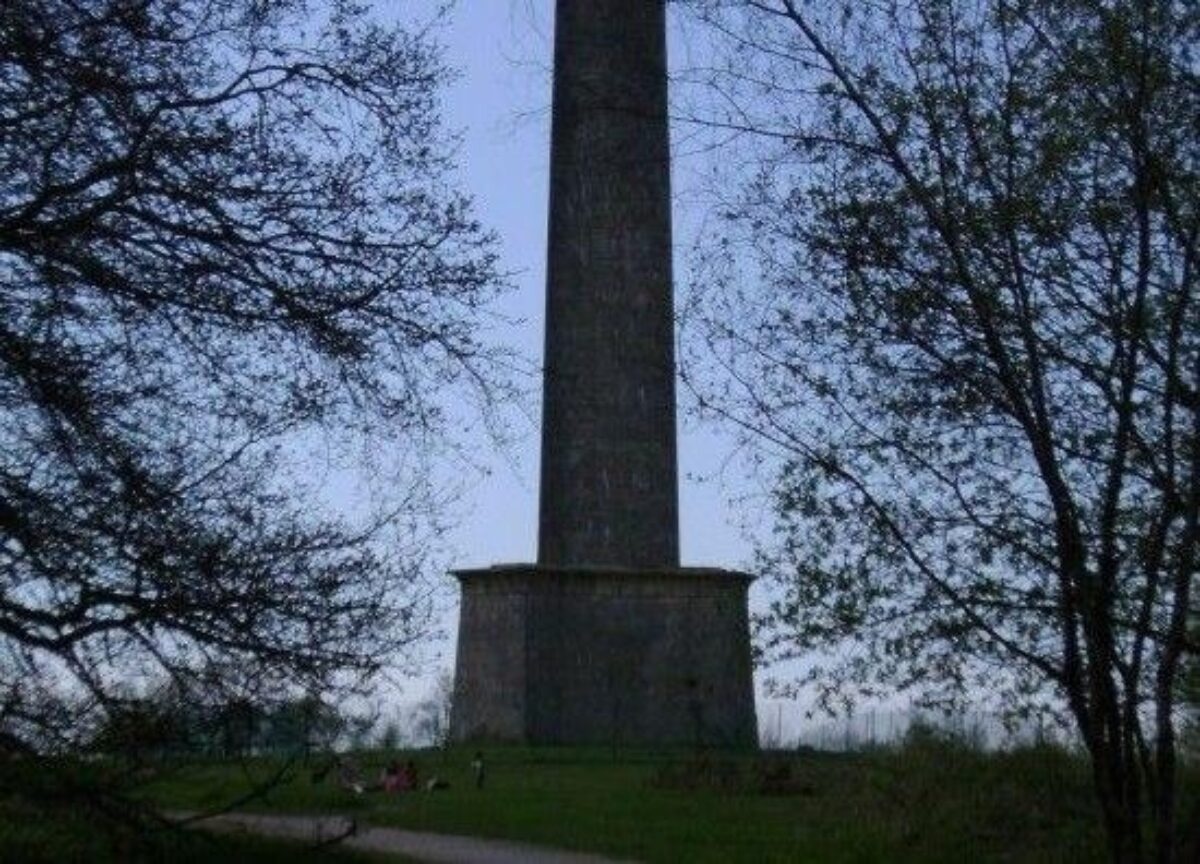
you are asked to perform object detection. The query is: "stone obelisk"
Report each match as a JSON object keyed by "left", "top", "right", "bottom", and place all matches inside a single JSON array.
[
  {"left": 538, "top": 0, "right": 678, "bottom": 569},
  {"left": 450, "top": 0, "right": 757, "bottom": 748}
]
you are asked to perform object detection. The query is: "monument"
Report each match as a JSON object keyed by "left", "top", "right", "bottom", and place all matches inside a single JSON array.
[{"left": 450, "top": 0, "right": 757, "bottom": 747}]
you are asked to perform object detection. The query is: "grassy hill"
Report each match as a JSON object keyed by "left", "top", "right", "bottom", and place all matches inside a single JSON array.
[{"left": 140, "top": 737, "right": 1134, "bottom": 863}]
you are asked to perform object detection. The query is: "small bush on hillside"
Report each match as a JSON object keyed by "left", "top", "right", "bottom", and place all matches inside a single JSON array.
[
  {"left": 649, "top": 755, "right": 742, "bottom": 793},
  {"left": 898, "top": 716, "right": 987, "bottom": 754},
  {"left": 649, "top": 754, "right": 821, "bottom": 796}
]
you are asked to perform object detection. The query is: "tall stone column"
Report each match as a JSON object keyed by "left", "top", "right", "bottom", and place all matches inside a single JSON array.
[
  {"left": 538, "top": 0, "right": 678, "bottom": 568},
  {"left": 450, "top": 0, "right": 757, "bottom": 749}
]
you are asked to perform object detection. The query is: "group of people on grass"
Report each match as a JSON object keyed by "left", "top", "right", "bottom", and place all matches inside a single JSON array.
[
  {"left": 333, "top": 751, "right": 484, "bottom": 796},
  {"left": 380, "top": 759, "right": 420, "bottom": 793}
]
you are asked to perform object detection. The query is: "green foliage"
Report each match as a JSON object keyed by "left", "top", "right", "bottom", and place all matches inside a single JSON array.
[
  {"left": 0, "top": 800, "right": 384, "bottom": 864},
  {"left": 0, "top": 753, "right": 401, "bottom": 863},
  {"left": 681, "top": 1, "right": 1198, "bottom": 858},
  {"left": 1, "top": 0, "right": 503, "bottom": 756},
  {"left": 86, "top": 686, "right": 357, "bottom": 763},
  {"left": 89, "top": 697, "right": 189, "bottom": 764}
]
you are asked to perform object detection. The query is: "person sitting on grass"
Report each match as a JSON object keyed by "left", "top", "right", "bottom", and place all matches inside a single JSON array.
[
  {"left": 399, "top": 760, "right": 418, "bottom": 791},
  {"left": 381, "top": 759, "right": 403, "bottom": 793}
]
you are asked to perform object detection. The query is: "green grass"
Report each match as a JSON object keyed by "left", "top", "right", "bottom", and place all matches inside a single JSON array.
[
  {"left": 0, "top": 797, "right": 392, "bottom": 864},
  {"left": 0, "top": 754, "right": 410, "bottom": 863},
  {"left": 141, "top": 741, "right": 1120, "bottom": 863}
]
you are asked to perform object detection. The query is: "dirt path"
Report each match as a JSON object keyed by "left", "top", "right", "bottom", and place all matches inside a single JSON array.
[{"left": 184, "top": 811, "right": 636, "bottom": 864}]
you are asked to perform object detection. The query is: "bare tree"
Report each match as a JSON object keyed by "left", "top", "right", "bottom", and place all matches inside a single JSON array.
[
  {"left": 679, "top": 1, "right": 1198, "bottom": 861},
  {"left": 0, "top": 0, "right": 505, "bottom": 785}
]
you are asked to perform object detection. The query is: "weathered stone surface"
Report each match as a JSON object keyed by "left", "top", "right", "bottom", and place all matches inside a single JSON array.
[
  {"left": 538, "top": 0, "right": 678, "bottom": 568},
  {"left": 450, "top": 1, "right": 758, "bottom": 749},
  {"left": 451, "top": 566, "right": 757, "bottom": 748}
]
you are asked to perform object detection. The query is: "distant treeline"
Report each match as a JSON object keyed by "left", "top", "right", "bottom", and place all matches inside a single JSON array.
[{"left": 88, "top": 691, "right": 356, "bottom": 761}]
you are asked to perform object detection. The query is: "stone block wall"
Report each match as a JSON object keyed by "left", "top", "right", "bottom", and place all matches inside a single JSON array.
[{"left": 450, "top": 566, "right": 757, "bottom": 748}]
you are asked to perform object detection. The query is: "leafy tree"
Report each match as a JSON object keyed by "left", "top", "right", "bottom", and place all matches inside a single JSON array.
[
  {"left": 87, "top": 682, "right": 190, "bottom": 763},
  {"left": 341, "top": 706, "right": 379, "bottom": 752},
  {"left": 0, "top": 0, "right": 502, "bottom": 773},
  {"left": 258, "top": 695, "right": 342, "bottom": 756},
  {"left": 410, "top": 669, "right": 453, "bottom": 748},
  {"left": 681, "top": 1, "right": 1197, "bottom": 861},
  {"left": 213, "top": 696, "right": 261, "bottom": 759},
  {"left": 376, "top": 716, "right": 403, "bottom": 751}
]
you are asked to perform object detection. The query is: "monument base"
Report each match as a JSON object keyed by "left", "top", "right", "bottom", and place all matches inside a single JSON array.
[{"left": 449, "top": 565, "right": 757, "bottom": 748}]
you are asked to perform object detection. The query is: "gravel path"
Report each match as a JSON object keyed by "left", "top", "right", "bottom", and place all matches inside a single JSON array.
[{"left": 183, "top": 811, "right": 636, "bottom": 864}]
